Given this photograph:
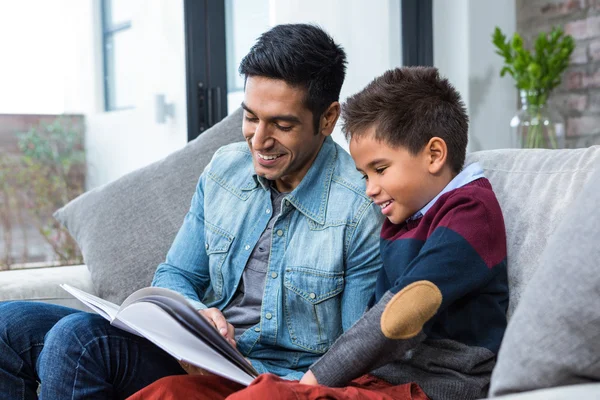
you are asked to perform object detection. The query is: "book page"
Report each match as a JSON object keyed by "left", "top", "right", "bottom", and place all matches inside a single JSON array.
[
  {"left": 120, "top": 286, "right": 178, "bottom": 309},
  {"left": 117, "top": 302, "right": 256, "bottom": 386},
  {"left": 118, "top": 286, "right": 256, "bottom": 376},
  {"left": 61, "top": 284, "right": 119, "bottom": 320},
  {"left": 60, "top": 284, "right": 140, "bottom": 336}
]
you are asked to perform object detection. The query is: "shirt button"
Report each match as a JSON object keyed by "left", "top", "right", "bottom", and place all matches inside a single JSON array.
[
  {"left": 205, "top": 243, "right": 209, "bottom": 250},
  {"left": 254, "top": 327, "right": 261, "bottom": 332},
  {"left": 285, "top": 200, "right": 290, "bottom": 207},
  {"left": 309, "top": 293, "right": 316, "bottom": 299},
  {"left": 271, "top": 272, "right": 278, "bottom": 279},
  {"left": 244, "top": 245, "right": 250, "bottom": 251},
  {"left": 276, "top": 230, "right": 284, "bottom": 237},
  {"left": 266, "top": 208, "right": 271, "bottom": 214},
  {"left": 265, "top": 312, "right": 272, "bottom": 320}
]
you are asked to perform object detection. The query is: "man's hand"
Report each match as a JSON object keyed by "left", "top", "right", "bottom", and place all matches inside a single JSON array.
[
  {"left": 300, "top": 370, "right": 319, "bottom": 385},
  {"left": 199, "top": 307, "right": 236, "bottom": 347}
]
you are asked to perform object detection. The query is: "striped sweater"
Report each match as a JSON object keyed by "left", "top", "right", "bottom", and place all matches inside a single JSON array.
[{"left": 310, "top": 178, "right": 509, "bottom": 400}]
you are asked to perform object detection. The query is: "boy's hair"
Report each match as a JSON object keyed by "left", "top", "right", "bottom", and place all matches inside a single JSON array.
[
  {"left": 239, "top": 24, "right": 347, "bottom": 134},
  {"left": 342, "top": 67, "right": 469, "bottom": 173}
]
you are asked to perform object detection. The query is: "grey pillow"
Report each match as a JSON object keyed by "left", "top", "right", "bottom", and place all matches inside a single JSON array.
[
  {"left": 466, "top": 146, "right": 600, "bottom": 317},
  {"left": 54, "top": 109, "right": 244, "bottom": 304},
  {"left": 489, "top": 165, "right": 600, "bottom": 396}
]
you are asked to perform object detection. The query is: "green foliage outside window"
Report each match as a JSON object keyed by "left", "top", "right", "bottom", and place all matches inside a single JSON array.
[{"left": 0, "top": 118, "right": 85, "bottom": 269}]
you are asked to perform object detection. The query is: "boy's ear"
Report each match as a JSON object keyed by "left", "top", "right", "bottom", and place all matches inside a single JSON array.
[
  {"left": 318, "top": 102, "right": 341, "bottom": 137},
  {"left": 426, "top": 137, "right": 448, "bottom": 174}
]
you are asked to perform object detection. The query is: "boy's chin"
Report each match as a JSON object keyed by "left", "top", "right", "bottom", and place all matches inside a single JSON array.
[
  {"left": 386, "top": 211, "right": 413, "bottom": 225},
  {"left": 386, "top": 215, "right": 403, "bottom": 225}
]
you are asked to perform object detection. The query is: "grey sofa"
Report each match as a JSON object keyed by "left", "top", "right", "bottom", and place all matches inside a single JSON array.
[{"left": 1, "top": 110, "right": 598, "bottom": 399}]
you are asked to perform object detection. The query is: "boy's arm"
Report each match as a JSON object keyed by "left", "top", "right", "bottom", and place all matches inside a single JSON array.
[
  {"left": 151, "top": 174, "right": 211, "bottom": 310},
  {"left": 309, "top": 194, "right": 507, "bottom": 387},
  {"left": 308, "top": 290, "right": 426, "bottom": 387},
  {"left": 382, "top": 194, "right": 507, "bottom": 321}
]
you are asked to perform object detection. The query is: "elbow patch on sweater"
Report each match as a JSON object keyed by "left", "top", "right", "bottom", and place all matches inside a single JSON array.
[{"left": 381, "top": 281, "right": 442, "bottom": 339}]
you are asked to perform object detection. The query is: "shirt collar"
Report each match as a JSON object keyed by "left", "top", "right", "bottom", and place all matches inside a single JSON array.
[
  {"left": 253, "top": 136, "right": 337, "bottom": 225},
  {"left": 408, "top": 162, "right": 485, "bottom": 221}
]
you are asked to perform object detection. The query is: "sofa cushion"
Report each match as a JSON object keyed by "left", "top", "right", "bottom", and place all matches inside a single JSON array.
[
  {"left": 54, "top": 109, "right": 244, "bottom": 304},
  {"left": 465, "top": 146, "right": 600, "bottom": 317},
  {"left": 488, "top": 165, "right": 600, "bottom": 395},
  {"left": 488, "top": 383, "right": 600, "bottom": 399},
  {"left": 0, "top": 265, "right": 95, "bottom": 311}
]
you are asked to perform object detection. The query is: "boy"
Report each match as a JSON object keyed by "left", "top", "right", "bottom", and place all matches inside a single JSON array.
[{"left": 231, "top": 67, "right": 509, "bottom": 400}]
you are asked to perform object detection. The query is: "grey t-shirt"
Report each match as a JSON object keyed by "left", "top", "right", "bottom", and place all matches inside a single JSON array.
[{"left": 222, "top": 187, "right": 287, "bottom": 340}]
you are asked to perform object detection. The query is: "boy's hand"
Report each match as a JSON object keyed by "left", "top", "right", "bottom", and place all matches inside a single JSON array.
[
  {"left": 300, "top": 370, "right": 319, "bottom": 385},
  {"left": 199, "top": 307, "right": 236, "bottom": 347},
  {"left": 178, "top": 360, "right": 214, "bottom": 376}
]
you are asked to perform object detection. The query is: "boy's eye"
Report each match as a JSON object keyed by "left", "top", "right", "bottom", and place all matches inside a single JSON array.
[
  {"left": 361, "top": 174, "right": 368, "bottom": 181},
  {"left": 375, "top": 167, "right": 387, "bottom": 175}
]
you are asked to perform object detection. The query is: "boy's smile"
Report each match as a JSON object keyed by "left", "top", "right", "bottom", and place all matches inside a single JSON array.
[{"left": 350, "top": 127, "right": 447, "bottom": 225}]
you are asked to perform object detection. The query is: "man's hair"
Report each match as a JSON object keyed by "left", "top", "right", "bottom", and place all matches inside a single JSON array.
[
  {"left": 342, "top": 67, "right": 469, "bottom": 173},
  {"left": 239, "top": 24, "right": 347, "bottom": 134}
]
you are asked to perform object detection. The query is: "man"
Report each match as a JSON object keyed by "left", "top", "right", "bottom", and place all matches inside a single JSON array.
[{"left": 0, "top": 24, "right": 383, "bottom": 399}]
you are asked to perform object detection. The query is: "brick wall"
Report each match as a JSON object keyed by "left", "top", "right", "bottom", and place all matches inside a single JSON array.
[{"left": 517, "top": 0, "right": 600, "bottom": 147}]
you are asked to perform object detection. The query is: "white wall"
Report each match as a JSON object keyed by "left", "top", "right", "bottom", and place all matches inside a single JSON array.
[
  {"left": 270, "top": 0, "right": 402, "bottom": 150},
  {"left": 0, "top": 1, "right": 75, "bottom": 114},
  {"left": 433, "top": 0, "right": 517, "bottom": 151},
  {"left": 74, "top": 0, "right": 188, "bottom": 189},
  {"left": 62, "top": 0, "right": 102, "bottom": 116}
]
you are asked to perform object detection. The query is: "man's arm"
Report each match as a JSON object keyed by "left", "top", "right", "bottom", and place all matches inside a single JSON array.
[
  {"left": 339, "top": 202, "right": 384, "bottom": 331},
  {"left": 152, "top": 174, "right": 211, "bottom": 310}
]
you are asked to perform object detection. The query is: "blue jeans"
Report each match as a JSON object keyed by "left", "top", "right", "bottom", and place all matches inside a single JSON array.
[{"left": 0, "top": 301, "right": 185, "bottom": 400}]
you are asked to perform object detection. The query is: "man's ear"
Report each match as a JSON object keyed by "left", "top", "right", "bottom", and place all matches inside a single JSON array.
[
  {"left": 426, "top": 137, "right": 448, "bottom": 175},
  {"left": 318, "top": 102, "right": 341, "bottom": 137}
]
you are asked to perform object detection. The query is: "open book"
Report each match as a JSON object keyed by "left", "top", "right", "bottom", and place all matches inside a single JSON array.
[{"left": 60, "top": 284, "right": 259, "bottom": 386}]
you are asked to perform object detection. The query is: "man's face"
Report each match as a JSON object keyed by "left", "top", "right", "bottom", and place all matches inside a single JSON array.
[
  {"left": 242, "top": 76, "right": 328, "bottom": 192},
  {"left": 350, "top": 128, "right": 435, "bottom": 225}
]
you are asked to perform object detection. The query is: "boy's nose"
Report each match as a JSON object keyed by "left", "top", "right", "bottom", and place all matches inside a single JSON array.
[{"left": 365, "top": 180, "right": 380, "bottom": 198}]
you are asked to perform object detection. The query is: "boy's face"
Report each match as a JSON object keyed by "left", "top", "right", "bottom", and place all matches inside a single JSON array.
[
  {"left": 350, "top": 128, "right": 437, "bottom": 225},
  {"left": 242, "top": 76, "right": 333, "bottom": 193}
]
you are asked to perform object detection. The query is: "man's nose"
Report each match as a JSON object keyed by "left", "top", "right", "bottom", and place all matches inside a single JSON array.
[{"left": 252, "top": 121, "right": 274, "bottom": 150}]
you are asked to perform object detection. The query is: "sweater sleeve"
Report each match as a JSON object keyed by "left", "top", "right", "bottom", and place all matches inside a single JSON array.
[{"left": 309, "top": 291, "right": 425, "bottom": 387}]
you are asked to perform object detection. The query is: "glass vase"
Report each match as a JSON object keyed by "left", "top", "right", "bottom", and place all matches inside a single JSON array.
[{"left": 510, "top": 90, "right": 565, "bottom": 149}]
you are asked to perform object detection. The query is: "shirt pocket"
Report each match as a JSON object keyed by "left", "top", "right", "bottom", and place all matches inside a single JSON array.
[
  {"left": 205, "top": 224, "right": 234, "bottom": 298},
  {"left": 283, "top": 266, "right": 344, "bottom": 353}
]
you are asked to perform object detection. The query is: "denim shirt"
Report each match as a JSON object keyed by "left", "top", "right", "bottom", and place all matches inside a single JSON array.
[{"left": 152, "top": 136, "right": 383, "bottom": 379}]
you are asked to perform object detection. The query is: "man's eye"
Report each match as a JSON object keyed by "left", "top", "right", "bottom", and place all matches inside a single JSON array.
[
  {"left": 244, "top": 115, "right": 258, "bottom": 122},
  {"left": 276, "top": 124, "right": 293, "bottom": 132}
]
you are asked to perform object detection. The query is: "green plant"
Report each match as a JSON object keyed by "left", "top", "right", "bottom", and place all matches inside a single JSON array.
[
  {"left": 493, "top": 26, "right": 575, "bottom": 106},
  {"left": 492, "top": 26, "right": 575, "bottom": 148},
  {"left": 13, "top": 117, "right": 85, "bottom": 266}
]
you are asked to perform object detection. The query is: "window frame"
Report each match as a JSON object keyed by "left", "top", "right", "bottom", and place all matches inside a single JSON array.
[{"left": 101, "top": 0, "right": 134, "bottom": 111}]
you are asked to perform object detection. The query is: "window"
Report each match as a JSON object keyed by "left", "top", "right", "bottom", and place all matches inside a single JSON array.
[{"left": 101, "top": 0, "right": 135, "bottom": 111}]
